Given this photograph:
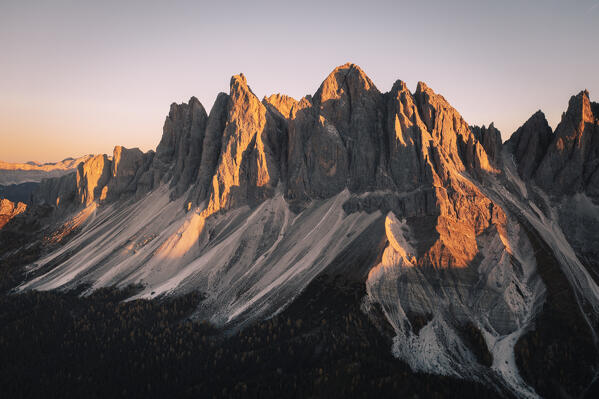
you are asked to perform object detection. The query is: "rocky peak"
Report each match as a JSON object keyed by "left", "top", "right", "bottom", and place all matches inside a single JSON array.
[
  {"left": 76, "top": 154, "right": 111, "bottom": 205},
  {"left": 313, "top": 63, "right": 378, "bottom": 105},
  {"left": 310, "top": 63, "right": 386, "bottom": 192},
  {"left": 0, "top": 198, "right": 26, "bottom": 229},
  {"left": 471, "top": 123, "right": 503, "bottom": 166},
  {"left": 414, "top": 81, "right": 495, "bottom": 174},
  {"left": 190, "top": 92, "right": 229, "bottom": 204},
  {"left": 505, "top": 110, "right": 553, "bottom": 180},
  {"left": 263, "top": 94, "right": 298, "bottom": 119},
  {"left": 203, "top": 73, "right": 284, "bottom": 215},
  {"left": 154, "top": 97, "right": 208, "bottom": 198},
  {"left": 534, "top": 90, "right": 599, "bottom": 198},
  {"left": 385, "top": 79, "right": 433, "bottom": 190},
  {"left": 107, "top": 146, "right": 144, "bottom": 201}
]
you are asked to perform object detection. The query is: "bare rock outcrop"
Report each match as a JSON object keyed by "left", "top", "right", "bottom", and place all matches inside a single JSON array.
[
  {"left": 106, "top": 146, "right": 144, "bottom": 201},
  {"left": 313, "top": 63, "right": 387, "bottom": 192},
  {"left": 471, "top": 123, "right": 502, "bottom": 167},
  {"left": 76, "top": 154, "right": 112, "bottom": 205},
  {"left": 263, "top": 94, "right": 298, "bottom": 119},
  {"left": 414, "top": 82, "right": 496, "bottom": 174},
  {"left": 385, "top": 79, "right": 434, "bottom": 191},
  {"left": 191, "top": 92, "right": 229, "bottom": 204},
  {"left": 0, "top": 198, "right": 27, "bottom": 229},
  {"left": 534, "top": 90, "right": 599, "bottom": 198},
  {"left": 287, "top": 96, "right": 349, "bottom": 204},
  {"left": 154, "top": 97, "right": 208, "bottom": 198},
  {"left": 504, "top": 110, "right": 553, "bottom": 180},
  {"left": 203, "top": 74, "right": 285, "bottom": 215}
]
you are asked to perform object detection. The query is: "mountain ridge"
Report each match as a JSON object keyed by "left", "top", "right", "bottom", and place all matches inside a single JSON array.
[{"left": 2, "top": 63, "right": 599, "bottom": 399}]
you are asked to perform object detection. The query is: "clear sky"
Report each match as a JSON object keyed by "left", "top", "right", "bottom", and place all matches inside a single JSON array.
[{"left": 1, "top": 0, "right": 598, "bottom": 163}]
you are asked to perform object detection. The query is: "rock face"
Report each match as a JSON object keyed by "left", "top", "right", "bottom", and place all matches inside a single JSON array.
[
  {"left": 505, "top": 111, "right": 553, "bottom": 180},
  {"left": 154, "top": 97, "right": 208, "bottom": 198},
  {"left": 471, "top": 123, "right": 502, "bottom": 167},
  {"left": 203, "top": 74, "right": 285, "bottom": 215},
  {"left": 385, "top": 80, "right": 433, "bottom": 191},
  {"left": 0, "top": 198, "right": 26, "bottom": 229},
  {"left": 34, "top": 172, "right": 77, "bottom": 209},
  {"left": 191, "top": 92, "right": 229, "bottom": 204},
  {"left": 107, "top": 146, "right": 144, "bottom": 201},
  {"left": 312, "top": 63, "right": 386, "bottom": 192},
  {"left": 76, "top": 154, "right": 111, "bottom": 205},
  {"left": 534, "top": 90, "right": 599, "bottom": 198},
  {"left": 506, "top": 90, "right": 599, "bottom": 201}
]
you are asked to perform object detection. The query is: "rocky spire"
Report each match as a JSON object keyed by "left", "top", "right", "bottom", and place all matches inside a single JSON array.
[
  {"left": 106, "top": 146, "right": 144, "bottom": 201},
  {"left": 191, "top": 92, "right": 229, "bottom": 204},
  {"left": 312, "top": 63, "right": 387, "bottom": 192},
  {"left": 414, "top": 81, "right": 496, "bottom": 174},
  {"left": 203, "top": 73, "right": 285, "bottom": 215},
  {"left": 263, "top": 94, "right": 298, "bottom": 119},
  {"left": 471, "top": 123, "right": 503, "bottom": 167},
  {"left": 535, "top": 90, "right": 599, "bottom": 197},
  {"left": 154, "top": 97, "right": 209, "bottom": 198},
  {"left": 505, "top": 110, "right": 553, "bottom": 180},
  {"left": 385, "top": 79, "right": 433, "bottom": 190},
  {"left": 76, "top": 154, "right": 111, "bottom": 205}
]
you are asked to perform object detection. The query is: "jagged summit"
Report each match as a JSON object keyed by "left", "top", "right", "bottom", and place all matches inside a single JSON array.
[
  {"left": 505, "top": 109, "right": 553, "bottom": 180},
  {"left": 263, "top": 93, "right": 298, "bottom": 119},
  {"left": 314, "top": 63, "right": 379, "bottom": 104},
  {"left": 522, "top": 89, "right": 599, "bottom": 197}
]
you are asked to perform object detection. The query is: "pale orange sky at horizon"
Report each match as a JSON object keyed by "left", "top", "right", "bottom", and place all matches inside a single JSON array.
[{"left": 1, "top": 0, "right": 598, "bottom": 163}]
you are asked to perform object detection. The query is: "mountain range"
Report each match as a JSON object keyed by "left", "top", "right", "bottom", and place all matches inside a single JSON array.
[{"left": 1, "top": 63, "right": 598, "bottom": 399}]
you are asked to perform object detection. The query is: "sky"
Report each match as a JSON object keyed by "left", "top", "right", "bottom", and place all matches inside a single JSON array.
[{"left": 1, "top": 0, "right": 598, "bottom": 163}]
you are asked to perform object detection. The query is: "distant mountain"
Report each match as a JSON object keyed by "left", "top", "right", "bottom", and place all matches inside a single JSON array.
[
  {"left": 2, "top": 63, "right": 599, "bottom": 398},
  {"left": 0, "top": 154, "right": 93, "bottom": 185}
]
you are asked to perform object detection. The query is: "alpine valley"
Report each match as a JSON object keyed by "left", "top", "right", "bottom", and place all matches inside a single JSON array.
[{"left": 2, "top": 63, "right": 599, "bottom": 399}]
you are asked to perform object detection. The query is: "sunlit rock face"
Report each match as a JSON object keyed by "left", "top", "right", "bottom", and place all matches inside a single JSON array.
[
  {"left": 0, "top": 198, "right": 26, "bottom": 229},
  {"left": 203, "top": 74, "right": 286, "bottom": 215},
  {"left": 76, "top": 154, "right": 111, "bottom": 205},
  {"left": 191, "top": 92, "right": 228, "bottom": 204}
]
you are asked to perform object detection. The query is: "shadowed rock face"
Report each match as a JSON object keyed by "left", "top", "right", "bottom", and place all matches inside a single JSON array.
[
  {"left": 534, "top": 90, "right": 599, "bottom": 198},
  {"left": 506, "top": 90, "right": 599, "bottom": 202},
  {"left": 312, "top": 63, "right": 387, "bottom": 192},
  {"left": 107, "top": 146, "right": 144, "bottom": 201},
  {"left": 505, "top": 111, "right": 553, "bottom": 180},
  {"left": 471, "top": 123, "right": 502, "bottom": 167},
  {"left": 155, "top": 97, "right": 209, "bottom": 198}
]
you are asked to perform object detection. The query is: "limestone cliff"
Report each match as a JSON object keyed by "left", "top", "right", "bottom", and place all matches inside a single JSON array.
[
  {"left": 535, "top": 90, "right": 599, "bottom": 198},
  {"left": 505, "top": 111, "right": 553, "bottom": 180},
  {"left": 0, "top": 198, "right": 26, "bottom": 229}
]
